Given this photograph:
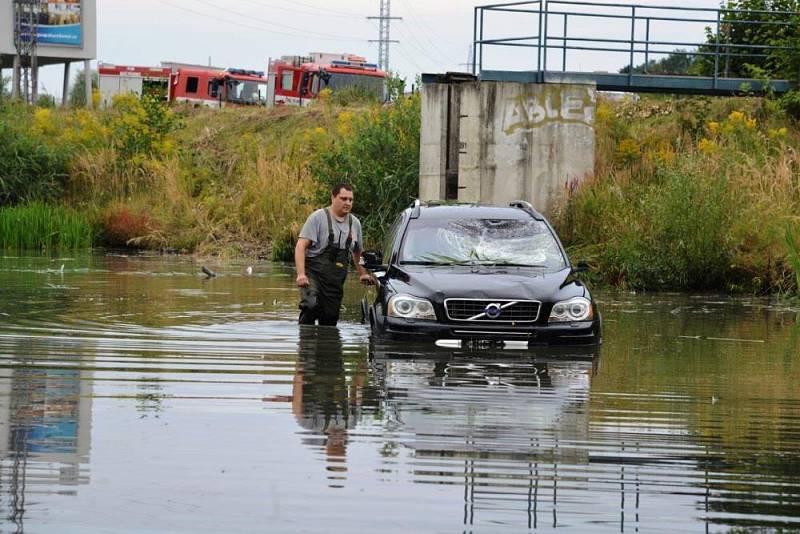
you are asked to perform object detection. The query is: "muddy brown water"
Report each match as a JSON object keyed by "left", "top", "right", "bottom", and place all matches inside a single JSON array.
[{"left": 0, "top": 253, "right": 798, "bottom": 532}]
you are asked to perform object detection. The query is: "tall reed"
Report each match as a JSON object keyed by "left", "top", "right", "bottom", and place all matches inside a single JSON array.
[{"left": 0, "top": 202, "right": 93, "bottom": 250}]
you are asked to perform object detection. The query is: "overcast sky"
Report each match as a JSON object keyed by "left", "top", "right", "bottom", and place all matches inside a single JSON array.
[{"left": 33, "top": 0, "right": 725, "bottom": 99}]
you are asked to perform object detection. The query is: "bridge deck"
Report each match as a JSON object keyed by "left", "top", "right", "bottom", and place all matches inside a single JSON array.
[{"left": 479, "top": 70, "right": 794, "bottom": 95}]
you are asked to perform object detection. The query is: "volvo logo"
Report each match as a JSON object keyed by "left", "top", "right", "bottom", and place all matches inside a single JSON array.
[{"left": 484, "top": 303, "right": 503, "bottom": 319}]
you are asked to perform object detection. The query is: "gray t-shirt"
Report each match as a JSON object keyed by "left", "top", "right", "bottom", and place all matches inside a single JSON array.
[{"left": 299, "top": 208, "right": 363, "bottom": 258}]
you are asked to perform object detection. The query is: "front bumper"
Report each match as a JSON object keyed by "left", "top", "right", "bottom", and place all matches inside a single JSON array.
[{"left": 378, "top": 316, "right": 601, "bottom": 346}]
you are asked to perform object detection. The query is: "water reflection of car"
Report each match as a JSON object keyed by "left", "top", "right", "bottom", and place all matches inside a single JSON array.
[{"left": 361, "top": 201, "right": 602, "bottom": 346}]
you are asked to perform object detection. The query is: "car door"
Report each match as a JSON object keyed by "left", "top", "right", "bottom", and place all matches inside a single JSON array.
[{"left": 364, "top": 212, "right": 405, "bottom": 328}]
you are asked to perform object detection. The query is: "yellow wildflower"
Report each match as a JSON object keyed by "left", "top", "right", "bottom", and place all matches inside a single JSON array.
[
  {"left": 707, "top": 121, "right": 720, "bottom": 134},
  {"left": 745, "top": 117, "right": 757, "bottom": 129},
  {"left": 768, "top": 127, "right": 789, "bottom": 140},
  {"left": 728, "top": 110, "right": 745, "bottom": 123},
  {"left": 33, "top": 108, "right": 57, "bottom": 136},
  {"left": 614, "top": 138, "right": 641, "bottom": 164},
  {"left": 698, "top": 138, "right": 716, "bottom": 154}
]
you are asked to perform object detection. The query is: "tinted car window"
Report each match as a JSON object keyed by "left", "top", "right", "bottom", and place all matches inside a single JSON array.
[{"left": 400, "top": 218, "right": 566, "bottom": 269}]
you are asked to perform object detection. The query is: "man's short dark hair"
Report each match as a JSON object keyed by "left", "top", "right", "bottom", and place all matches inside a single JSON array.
[{"left": 331, "top": 182, "right": 353, "bottom": 197}]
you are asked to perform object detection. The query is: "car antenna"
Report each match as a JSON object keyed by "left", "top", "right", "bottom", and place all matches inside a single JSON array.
[{"left": 509, "top": 200, "right": 544, "bottom": 221}]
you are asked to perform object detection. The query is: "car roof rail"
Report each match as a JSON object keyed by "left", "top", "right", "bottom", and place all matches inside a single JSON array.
[
  {"left": 509, "top": 200, "right": 545, "bottom": 221},
  {"left": 410, "top": 199, "right": 422, "bottom": 219}
]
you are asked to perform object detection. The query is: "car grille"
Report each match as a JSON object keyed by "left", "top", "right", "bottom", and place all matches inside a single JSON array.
[{"left": 444, "top": 299, "right": 541, "bottom": 323}]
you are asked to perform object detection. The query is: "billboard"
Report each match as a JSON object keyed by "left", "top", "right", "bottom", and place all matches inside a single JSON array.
[{"left": 18, "top": 1, "right": 83, "bottom": 47}]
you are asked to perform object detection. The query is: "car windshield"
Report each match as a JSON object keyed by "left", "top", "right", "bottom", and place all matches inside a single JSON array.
[{"left": 400, "top": 218, "right": 567, "bottom": 269}]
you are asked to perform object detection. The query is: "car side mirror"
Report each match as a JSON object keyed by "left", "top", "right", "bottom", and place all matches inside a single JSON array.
[
  {"left": 572, "top": 261, "right": 590, "bottom": 273},
  {"left": 362, "top": 250, "right": 386, "bottom": 271}
]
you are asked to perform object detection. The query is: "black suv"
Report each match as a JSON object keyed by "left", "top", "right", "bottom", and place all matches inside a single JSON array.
[{"left": 361, "top": 201, "right": 601, "bottom": 346}]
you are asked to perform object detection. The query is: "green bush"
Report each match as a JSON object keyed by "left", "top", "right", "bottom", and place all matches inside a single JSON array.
[
  {"left": 780, "top": 91, "right": 800, "bottom": 121},
  {"left": 0, "top": 107, "right": 71, "bottom": 206},
  {"left": 309, "top": 95, "right": 421, "bottom": 246}
]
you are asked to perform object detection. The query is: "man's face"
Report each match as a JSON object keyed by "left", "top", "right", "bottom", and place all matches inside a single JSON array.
[{"left": 331, "top": 189, "right": 354, "bottom": 216}]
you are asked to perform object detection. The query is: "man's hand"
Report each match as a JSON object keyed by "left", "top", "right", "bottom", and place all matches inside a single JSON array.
[
  {"left": 359, "top": 273, "right": 375, "bottom": 286},
  {"left": 297, "top": 274, "right": 309, "bottom": 287}
]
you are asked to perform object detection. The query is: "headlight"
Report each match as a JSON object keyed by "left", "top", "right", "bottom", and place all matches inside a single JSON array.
[
  {"left": 549, "top": 297, "right": 593, "bottom": 322},
  {"left": 388, "top": 294, "right": 436, "bottom": 320}
]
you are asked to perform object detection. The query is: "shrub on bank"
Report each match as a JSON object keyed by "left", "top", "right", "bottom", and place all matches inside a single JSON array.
[
  {"left": 557, "top": 96, "right": 800, "bottom": 293},
  {"left": 0, "top": 104, "right": 72, "bottom": 206},
  {"left": 308, "top": 94, "right": 421, "bottom": 247}
]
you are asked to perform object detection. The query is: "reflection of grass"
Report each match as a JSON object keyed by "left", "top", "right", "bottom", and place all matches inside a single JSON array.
[{"left": 0, "top": 202, "right": 93, "bottom": 250}]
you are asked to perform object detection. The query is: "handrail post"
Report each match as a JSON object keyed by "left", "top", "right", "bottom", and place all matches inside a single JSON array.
[
  {"left": 472, "top": 6, "right": 478, "bottom": 75},
  {"left": 479, "top": 7, "right": 485, "bottom": 75},
  {"left": 644, "top": 17, "right": 650, "bottom": 74},
  {"left": 628, "top": 6, "right": 636, "bottom": 87},
  {"left": 537, "top": 0, "right": 544, "bottom": 73},
  {"left": 713, "top": 9, "right": 721, "bottom": 89},
  {"left": 562, "top": 13, "right": 568, "bottom": 72},
  {"left": 543, "top": 0, "right": 549, "bottom": 73}
]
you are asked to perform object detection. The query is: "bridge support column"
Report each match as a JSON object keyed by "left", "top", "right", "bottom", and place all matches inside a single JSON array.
[{"left": 420, "top": 77, "right": 596, "bottom": 215}]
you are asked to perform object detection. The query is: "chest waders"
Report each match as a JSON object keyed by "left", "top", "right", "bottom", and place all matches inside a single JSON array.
[{"left": 299, "top": 209, "right": 352, "bottom": 326}]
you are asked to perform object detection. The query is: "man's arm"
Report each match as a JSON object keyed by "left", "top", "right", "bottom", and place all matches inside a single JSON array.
[
  {"left": 295, "top": 238, "right": 311, "bottom": 287},
  {"left": 352, "top": 250, "right": 375, "bottom": 285}
]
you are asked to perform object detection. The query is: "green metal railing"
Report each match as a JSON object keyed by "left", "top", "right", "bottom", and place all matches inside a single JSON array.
[{"left": 472, "top": 0, "right": 799, "bottom": 89}]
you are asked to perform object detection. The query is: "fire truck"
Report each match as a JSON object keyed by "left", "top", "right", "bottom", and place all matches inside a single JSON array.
[
  {"left": 98, "top": 63, "right": 171, "bottom": 107},
  {"left": 267, "top": 52, "right": 387, "bottom": 106},
  {"left": 98, "top": 52, "right": 386, "bottom": 109},
  {"left": 169, "top": 68, "right": 268, "bottom": 108}
]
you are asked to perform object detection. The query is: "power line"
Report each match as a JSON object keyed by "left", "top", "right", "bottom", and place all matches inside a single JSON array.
[
  {"left": 267, "top": 0, "right": 364, "bottom": 18},
  {"left": 394, "top": 43, "right": 425, "bottom": 74},
  {"left": 394, "top": 24, "right": 453, "bottom": 69},
  {"left": 237, "top": 0, "right": 361, "bottom": 20},
  {"left": 367, "top": 0, "right": 401, "bottom": 72},
  {"left": 155, "top": 0, "right": 365, "bottom": 42},
  {"left": 190, "top": 0, "right": 367, "bottom": 40},
  {"left": 395, "top": 0, "right": 465, "bottom": 56}
]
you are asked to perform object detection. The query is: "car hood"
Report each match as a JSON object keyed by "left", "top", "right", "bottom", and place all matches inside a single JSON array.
[{"left": 387, "top": 265, "right": 586, "bottom": 302}]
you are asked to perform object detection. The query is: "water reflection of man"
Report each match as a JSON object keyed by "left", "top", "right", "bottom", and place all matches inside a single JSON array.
[{"left": 292, "top": 326, "right": 363, "bottom": 477}]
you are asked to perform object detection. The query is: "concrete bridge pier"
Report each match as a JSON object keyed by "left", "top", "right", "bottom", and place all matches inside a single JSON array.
[{"left": 419, "top": 75, "right": 596, "bottom": 215}]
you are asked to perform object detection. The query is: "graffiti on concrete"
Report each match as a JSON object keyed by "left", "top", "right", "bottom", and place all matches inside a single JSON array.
[{"left": 503, "top": 86, "right": 595, "bottom": 135}]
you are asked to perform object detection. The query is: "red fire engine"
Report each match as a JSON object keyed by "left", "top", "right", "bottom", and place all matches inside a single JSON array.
[
  {"left": 98, "top": 63, "right": 172, "bottom": 107},
  {"left": 267, "top": 52, "right": 387, "bottom": 107},
  {"left": 98, "top": 53, "right": 386, "bottom": 109},
  {"left": 169, "top": 68, "right": 268, "bottom": 108}
]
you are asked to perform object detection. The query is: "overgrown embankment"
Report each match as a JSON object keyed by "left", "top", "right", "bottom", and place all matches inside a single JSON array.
[
  {"left": 1, "top": 89, "right": 799, "bottom": 293},
  {"left": 0, "top": 92, "right": 420, "bottom": 258},
  {"left": 555, "top": 93, "right": 800, "bottom": 294}
]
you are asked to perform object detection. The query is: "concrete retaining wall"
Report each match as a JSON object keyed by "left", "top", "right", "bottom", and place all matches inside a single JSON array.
[{"left": 420, "top": 80, "right": 596, "bottom": 214}]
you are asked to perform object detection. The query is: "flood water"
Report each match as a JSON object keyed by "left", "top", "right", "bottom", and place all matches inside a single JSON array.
[{"left": 0, "top": 253, "right": 798, "bottom": 532}]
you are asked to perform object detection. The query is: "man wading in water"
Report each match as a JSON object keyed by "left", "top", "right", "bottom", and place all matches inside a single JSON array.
[{"left": 295, "top": 183, "right": 374, "bottom": 326}]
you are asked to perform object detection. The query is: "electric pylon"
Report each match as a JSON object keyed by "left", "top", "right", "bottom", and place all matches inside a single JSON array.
[{"left": 367, "top": 0, "right": 401, "bottom": 72}]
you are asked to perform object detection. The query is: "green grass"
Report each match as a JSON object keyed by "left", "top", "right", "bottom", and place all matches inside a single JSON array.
[{"left": 0, "top": 202, "right": 93, "bottom": 250}]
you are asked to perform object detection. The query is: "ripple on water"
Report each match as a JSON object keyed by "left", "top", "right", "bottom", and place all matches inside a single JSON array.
[{"left": 0, "top": 255, "right": 798, "bottom": 531}]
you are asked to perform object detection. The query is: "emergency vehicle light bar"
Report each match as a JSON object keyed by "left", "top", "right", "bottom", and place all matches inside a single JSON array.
[
  {"left": 226, "top": 68, "right": 266, "bottom": 77},
  {"left": 330, "top": 60, "right": 379, "bottom": 70}
]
